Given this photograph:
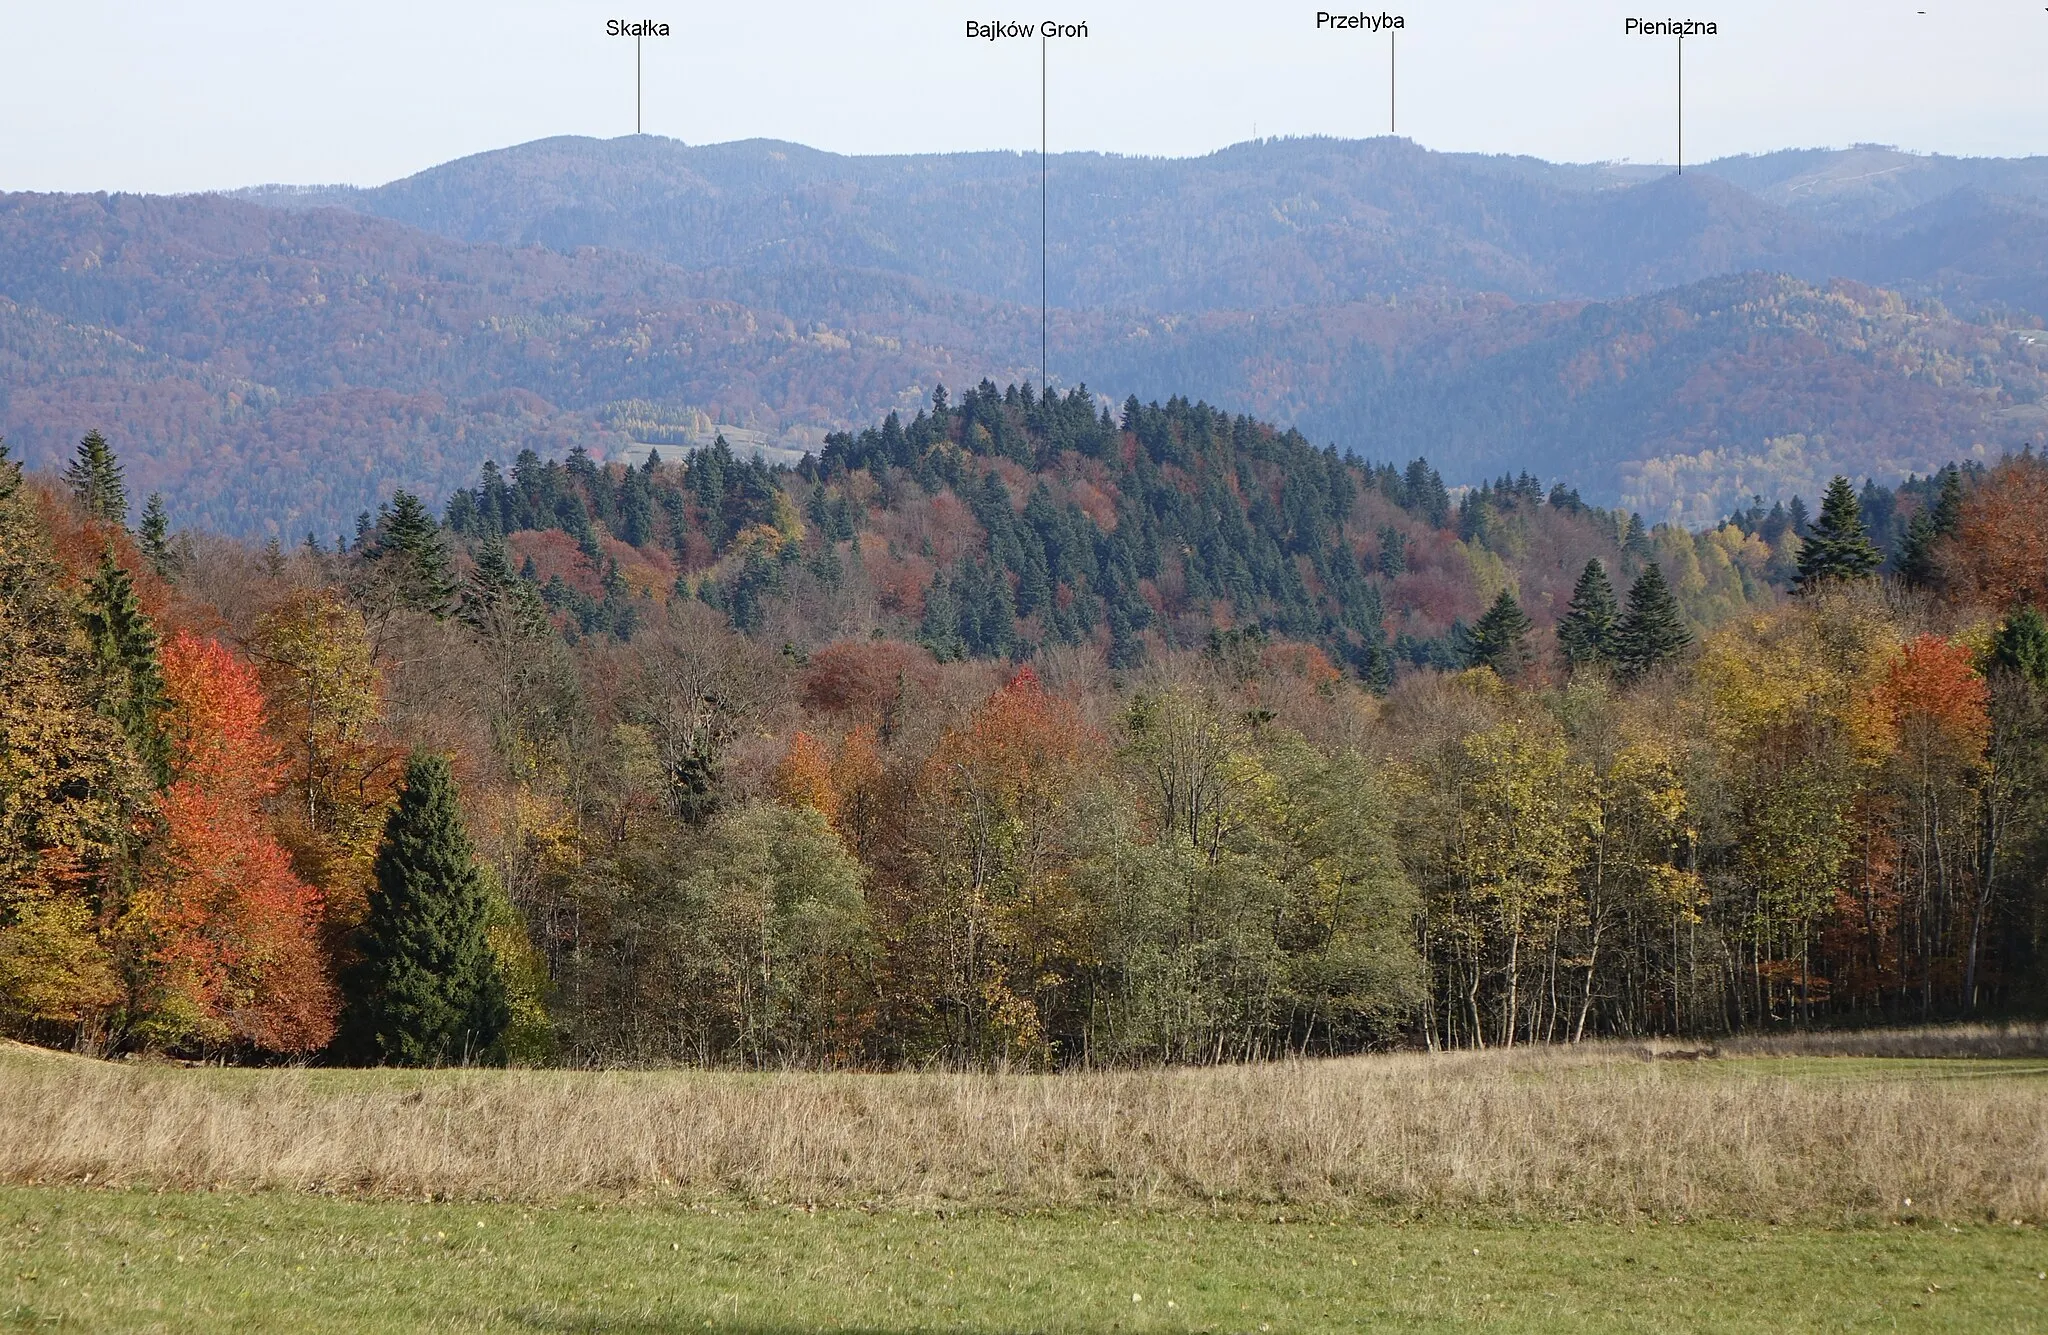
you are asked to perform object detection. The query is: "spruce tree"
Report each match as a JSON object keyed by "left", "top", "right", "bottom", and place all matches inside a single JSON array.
[
  {"left": 137, "top": 493, "right": 175, "bottom": 577},
  {"left": 1897, "top": 467, "right": 1964, "bottom": 587},
  {"left": 1621, "top": 512, "right": 1652, "bottom": 559},
  {"left": 340, "top": 753, "right": 509, "bottom": 1065},
  {"left": 1990, "top": 606, "right": 2048, "bottom": 691},
  {"left": 79, "top": 546, "right": 169, "bottom": 784},
  {"left": 368, "top": 489, "right": 456, "bottom": 615},
  {"left": 64, "top": 430, "right": 127, "bottom": 526},
  {"left": 1615, "top": 562, "right": 1690, "bottom": 680},
  {"left": 458, "top": 532, "right": 551, "bottom": 642},
  {"left": 1376, "top": 524, "right": 1407, "bottom": 578},
  {"left": 1466, "top": 588, "right": 1533, "bottom": 678},
  {"left": 1557, "top": 558, "right": 1620, "bottom": 670},
  {"left": 1796, "top": 475, "right": 1883, "bottom": 589}
]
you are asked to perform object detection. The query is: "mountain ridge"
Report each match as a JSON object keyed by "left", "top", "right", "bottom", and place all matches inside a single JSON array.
[
  {"left": 227, "top": 135, "right": 2048, "bottom": 317},
  {"left": 5, "top": 135, "right": 2048, "bottom": 536}
]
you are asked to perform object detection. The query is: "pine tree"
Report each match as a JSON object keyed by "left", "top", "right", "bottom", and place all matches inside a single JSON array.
[
  {"left": 457, "top": 533, "right": 551, "bottom": 642},
  {"left": 137, "top": 494, "right": 175, "bottom": 576},
  {"left": 1990, "top": 606, "right": 2048, "bottom": 691},
  {"left": 1401, "top": 459, "right": 1451, "bottom": 527},
  {"left": 64, "top": 430, "right": 127, "bottom": 527},
  {"left": 1466, "top": 588, "right": 1533, "bottom": 678},
  {"left": 1796, "top": 475, "right": 1883, "bottom": 590},
  {"left": 1557, "top": 558, "right": 1620, "bottom": 669},
  {"left": 1376, "top": 524, "right": 1407, "bottom": 578},
  {"left": 1898, "top": 467, "right": 1964, "bottom": 587},
  {"left": 1621, "top": 512, "right": 1652, "bottom": 559},
  {"left": 366, "top": 490, "right": 456, "bottom": 615},
  {"left": 79, "top": 546, "right": 170, "bottom": 784},
  {"left": 339, "top": 752, "right": 509, "bottom": 1065},
  {"left": 1614, "top": 562, "right": 1690, "bottom": 680}
]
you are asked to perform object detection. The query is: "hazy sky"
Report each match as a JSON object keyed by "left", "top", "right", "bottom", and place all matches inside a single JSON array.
[{"left": 4, "top": 1, "right": 2046, "bottom": 192}]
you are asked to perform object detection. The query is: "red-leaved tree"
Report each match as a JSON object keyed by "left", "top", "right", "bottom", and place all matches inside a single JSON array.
[{"left": 127, "top": 631, "right": 337, "bottom": 1053}]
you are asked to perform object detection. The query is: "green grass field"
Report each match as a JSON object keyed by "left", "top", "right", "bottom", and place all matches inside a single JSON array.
[
  {"left": 6, "top": 1043, "right": 2046, "bottom": 1331},
  {"left": 4, "top": 1187, "right": 2044, "bottom": 1333}
]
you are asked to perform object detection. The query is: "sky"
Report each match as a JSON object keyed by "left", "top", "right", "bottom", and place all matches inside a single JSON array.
[{"left": 3, "top": 0, "right": 2046, "bottom": 193}]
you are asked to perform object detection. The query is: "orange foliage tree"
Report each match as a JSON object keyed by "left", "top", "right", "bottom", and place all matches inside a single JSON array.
[
  {"left": 773, "top": 731, "right": 839, "bottom": 823},
  {"left": 907, "top": 667, "right": 1107, "bottom": 1059},
  {"left": 772, "top": 725, "right": 888, "bottom": 859},
  {"left": 1834, "top": 635, "right": 1992, "bottom": 1014},
  {"left": 800, "top": 640, "right": 940, "bottom": 736},
  {"left": 125, "top": 632, "right": 337, "bottom": 1053},
  {"left": 1946, "top": 455, "right": 2048, "bottom": 609},
  {"left": 831, "top": 724, "right": 885, "bottom": 859}
]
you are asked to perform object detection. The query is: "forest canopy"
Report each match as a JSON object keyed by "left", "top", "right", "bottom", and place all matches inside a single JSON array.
[{"left": 3, "top": 393, "right": 2046, "bottom": 1065}]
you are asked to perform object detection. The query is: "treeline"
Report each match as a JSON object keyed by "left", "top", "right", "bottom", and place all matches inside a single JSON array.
[{"left": 2, "top": 404, "right": 2045, "bottom": 1066}]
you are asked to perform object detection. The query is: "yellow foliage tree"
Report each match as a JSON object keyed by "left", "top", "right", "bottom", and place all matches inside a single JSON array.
[
  {"left": 0, "top": 447, "right": 146, "bottom": 1030},
  {"left": 252, "top": 590, "right": 394, "bottom": 933}
]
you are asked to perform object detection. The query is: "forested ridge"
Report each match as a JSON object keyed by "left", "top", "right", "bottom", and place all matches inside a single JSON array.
[
  {"left": 6, "top": 139, "right": 2048, "bottom": 538},
  {"left": 244, "top": 135, "right": 2048, "bottom": 317},
  {"left": 5, "top": 386, "right": 2046, "bottom": 1065}
]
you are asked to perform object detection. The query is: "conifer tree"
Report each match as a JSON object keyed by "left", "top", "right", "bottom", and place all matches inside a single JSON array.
[
  {"left": 1557, "top": 558, "right": 1620, "bottom": 669},
  {"left": 1376, "top": 524, "right": 1407, "bottom": 578},
  {"left": 64, "top": 430, "right": 127, "bottom": 527},
  {"left": 80, "top": 546, "right": 170, "bottom": 784},
  {"left": 1898, "top": 466, "right": 1964, "bottom": 587},
  {"left": 339, "top": 752, "right": 508, "bottom": 1065},
  {"left": 1796, "top": 475, "right": 1883, "bottom": 589},
  {"left": 1614, "top": 562, "right": 1690, "bottom": 680},
  {"left": 1621, "top": 512, "right": 1652, "bottom": 559},
  {"left": 367, "top": 490, "right": 456, "bottom": 615},
  {"left": 458, "top": 532, "right": 551, "bottom": 643},
  {"left": 137, "top": 493, "right": 176, "bottom": 577},
  {"left": 1990, "top": 606, "right": 2048, "bottom": 691},
  {"left": 1467, "top": 588, "right": 1533, "bottom": 678}
]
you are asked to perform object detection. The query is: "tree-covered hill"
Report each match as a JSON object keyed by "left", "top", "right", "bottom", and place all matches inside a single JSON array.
[
  {"left": 7, "top": 145, "right": 2048, "bottom": 538},
  {"left": 426, "top": 383, "right": 1779, "bottom": 685},
  {"left": 1084, "top": 274, "right": 2048, "bottom": 525},
  {"left": 0, "top": 192, "right": 1020, "bottom": 535}
]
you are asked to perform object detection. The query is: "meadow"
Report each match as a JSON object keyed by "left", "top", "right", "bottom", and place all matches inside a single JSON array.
[
  {"left": 4, "top": 1035, "right": 2045, "bottom": 1331},
  {"left": 5, "top": 1035, "right": 2045, "bottom": 1220}
]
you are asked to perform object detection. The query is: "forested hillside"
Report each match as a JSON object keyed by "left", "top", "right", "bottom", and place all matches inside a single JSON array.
[
  {"left": 5, "top": 392, "right": 2045, "bottom": 1066},
  {"left": 0, "top": 192, "right": 1007, "bottom": 534},
  {"left": 4, "top": 182, "right": 2046, "bottom": 536},
  {"left": 1093, "top": 274, "right": 2048, "bottom": 523}
]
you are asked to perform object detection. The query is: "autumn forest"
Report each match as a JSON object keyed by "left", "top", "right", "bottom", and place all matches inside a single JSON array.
[{"left": 3, "top": 382, "right": 2046, "bottom": 1066}]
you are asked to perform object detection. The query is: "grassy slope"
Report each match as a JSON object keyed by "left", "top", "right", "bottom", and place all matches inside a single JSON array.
[{"left": 5, "top": 1187, "right": 2046, "bottom": 1334}]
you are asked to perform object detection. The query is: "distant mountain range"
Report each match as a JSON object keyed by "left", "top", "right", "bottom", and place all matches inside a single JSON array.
[
  {"left": 3, "top": 135, "right": 2046, "bottom": 536},
  {"left": 238, "top": 136, "right": 2048, "bottom": 316}
]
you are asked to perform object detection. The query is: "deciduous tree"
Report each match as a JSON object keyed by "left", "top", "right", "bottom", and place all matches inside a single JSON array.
[{"left": 125, "top": 632, "right": 337, "bottom": 1053}]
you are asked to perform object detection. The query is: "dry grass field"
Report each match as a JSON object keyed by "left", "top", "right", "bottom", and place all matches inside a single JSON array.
[{"left": 4, "top": 1031, "right": 2045, "bottom": 1223}]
